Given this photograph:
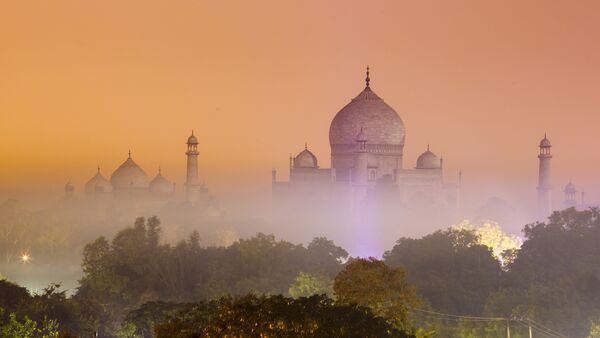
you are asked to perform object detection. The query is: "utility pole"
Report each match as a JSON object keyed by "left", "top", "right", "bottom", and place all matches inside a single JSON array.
[{"left": 507, "top": 319, "right": 511, "bottom": 338}]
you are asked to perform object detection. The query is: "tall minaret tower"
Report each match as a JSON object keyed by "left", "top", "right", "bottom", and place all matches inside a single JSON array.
[
  {"left": 185, "top": 131, "right": 201, "bottom": 204},
  {"left": 537, "top": 134, "right": 553, "bottom": 217}
]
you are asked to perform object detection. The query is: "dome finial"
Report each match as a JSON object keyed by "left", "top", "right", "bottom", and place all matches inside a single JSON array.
[
  {"left": 427, "top": 144, "right": 430, "bottom": 151},
  {"left": 365, "top": 65, "right": 370, "bottom": 88},
  {"left": 128, "top": 150, "right": 131, "bottom": 159},
  {"left": 192, "top": 130, "right": 194, "bottom": 136},
  {"left": 97, "top": 165, "right": 100, "bottom": 173},
  {"left": 305, "top": 142, "right": 308, "bottom": 150},
  {"left": 159, "top": 166, "right": 162, "bottom": 175}
]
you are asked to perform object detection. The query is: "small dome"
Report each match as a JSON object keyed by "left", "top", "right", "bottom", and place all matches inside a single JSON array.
[
  {"left": 187, "top": 131, "right": 199, "bottom": 145},
  {"left": 85, "top": 168, "right": 112, "bottom": 194},
  {"left": 540, "top": 135, "right": 551, "bottom": 147},
  {"left": 110, "top": 153, "right": 149, "bottom": 190},
  {"left": 416, "top": 147, "right": 441, "bottom": 169},
  {"left": 294, "top": 146, "right": 318, "bottom": 168},
  {"left": 150, "top": 170, "right": 175, "bottom": 194},
  {"left": 564, "top": 181, "right": 577, "bottom": 194},
  {"left": 65, "top": 181, "right": 74, "bottom": 192}
]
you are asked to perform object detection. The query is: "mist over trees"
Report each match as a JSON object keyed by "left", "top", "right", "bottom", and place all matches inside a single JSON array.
[{"left": 1, "top": 208, "right": 600, "bottom": 337}]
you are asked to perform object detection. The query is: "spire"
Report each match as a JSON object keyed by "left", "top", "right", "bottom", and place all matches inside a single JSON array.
[
  {"left": 192, "top": 130, "right": 194, "bottom": 136},
  {"left": 365, "top": 66, "right": 370, "bottom": 88},
  {"left": 427, "top": 144, "right": 430, "bottom": 151},
  {"left": 305, "top": 142, "right": 308, "bottom": 150},
  {"left": 158, "top": 166, "right": 162, "bottom": 175},
  {"left": 97, "top": 165, "right": 100, "bottom": 173},
  {"left": 128, "top": 150, "right": 131, "bottom": 159}
]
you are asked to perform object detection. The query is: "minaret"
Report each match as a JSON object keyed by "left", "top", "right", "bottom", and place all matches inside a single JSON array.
[
  {"left": 185, "top": 131, "right": 201, "bottom": 204},
  {"left": 564, "top": 181, "right": 577, "bottom": 209},
  {"left": 353, "top": 127, "right": 369, "bottom": 202},
  {"left": 537, "top": 134, "right": 553, "bottom": 217}
]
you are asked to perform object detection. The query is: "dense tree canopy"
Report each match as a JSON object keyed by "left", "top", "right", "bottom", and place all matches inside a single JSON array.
[
  {"left": 383, "top": 228, "right": 503, "bottom": 315},
  {"left": 3, "top": 209, "right": 600, "bottom": 337},
  {"left": 334, "top": 258, "right": 421, "bottom": 332},
  {"left": 154, "top": 294, "right": 415, "bottom": 338},
  {"left": 75, "top": 217, "right": 348, "bottom": 336}
]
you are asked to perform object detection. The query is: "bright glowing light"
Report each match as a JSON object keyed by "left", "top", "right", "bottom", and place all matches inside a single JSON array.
[{"left": 20, "top": 253, "right": 30, "bottom": 263}]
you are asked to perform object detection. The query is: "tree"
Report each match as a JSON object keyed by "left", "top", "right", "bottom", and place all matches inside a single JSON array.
[
  {"left": 333, "top": 258, "right": 421, "bottom": 332},
  {"left": 288, "top": 272, "right": 333, "bottom": 298},
  {"left": 497, "top": 208, "right": 600, "bottom": 337},
  {"left": 155, "top": 294, "right": 415, "bottom": 338},
  {"left": 0, "top": 307, "right": 60, "bottom": 338},
  {"left": 452, "top": 220, "right": 521, "bottom": 264},
  {"left": 384, "top": 228, "right": 502, "bottom": 315},
  {"left": 0, "top": 279, "right": 30, "bottom": 313},
  {"left": 589, "top": 318, "right": 600, "bottom": 338}
]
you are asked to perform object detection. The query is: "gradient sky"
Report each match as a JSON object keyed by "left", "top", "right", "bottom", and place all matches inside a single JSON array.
[{"left": 1, "top": 0, "right": 600, "bottom": 215}]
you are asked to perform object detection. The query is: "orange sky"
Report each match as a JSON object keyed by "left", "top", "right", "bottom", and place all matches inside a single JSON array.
[{"left": 1, "top": 0, "right": 600, "bottom": 213}]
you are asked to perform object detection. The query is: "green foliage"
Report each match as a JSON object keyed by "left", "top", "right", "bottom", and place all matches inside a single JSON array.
[
  {"left": 384, "top": 228, "right": 503, "bottom": 316},
  {"left": 120, "top": 301, "right": 182, "bottom": 338},
  {"left": 154, "top": 294, "right": 414, "bottom": 338},
  {"left": 495, "top": 208, "right": 600, "bottom": 337},
  {"left": 0, "top": 307, "right": 60, "bottom": 338},
  {"left": 333, "top": 258, "right": 422, "bottom": 332},
  {"left": 76, "top": 217, "right": 348, "bottom": 336},
  {"left": 288, "top": 272, "right": 333, "bottom": 298},
  {"left": 0, "top": 279, "right": 30, "bottom": 313},
  {"left": 452, "top": 220, "right": 521, "bottom": 264},
  {"left": 589, "top": 318, "right": 600, "bottom": 338}
]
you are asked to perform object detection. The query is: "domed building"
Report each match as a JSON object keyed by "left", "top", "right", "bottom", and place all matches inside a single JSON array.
[
  {"left": 271, "top": 68, "right": 460, "bottom": 252},
  {"left": 150, "top": 168, "right": 175, "bottom": 195},
  {"left": 329, "top": 69, "right": 405, "bottom": 182},
  {"left": 273, "top": 67, "right": 459, "bottom": 207},
  {"left": 110, "top": 152, "right": 150, "bottom": 193},
  {"left": 65, "top": 132, "right": 217, "bottom": 216},
  {"left": 85, "top": 167, "right": 112, "bottom": 195}
]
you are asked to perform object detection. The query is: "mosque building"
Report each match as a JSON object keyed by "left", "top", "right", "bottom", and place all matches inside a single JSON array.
[{"left": 66, "top": 132, "right": 216, "bottom": 217}]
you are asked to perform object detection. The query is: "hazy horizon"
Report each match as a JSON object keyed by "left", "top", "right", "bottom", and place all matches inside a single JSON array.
[{"left": 3, "top": 0, "right": 600, "bottom": 234}]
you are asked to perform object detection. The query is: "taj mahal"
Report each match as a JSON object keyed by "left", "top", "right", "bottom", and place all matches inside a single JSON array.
[
  {"left": 269, "top": 68, "right": 460, "bottom": 251},
  {"left": 62, "top": 67, "right": 587, "bottom": 251},
  {"left": 272, "top": 67, "right": 459, "bottom": 212}
]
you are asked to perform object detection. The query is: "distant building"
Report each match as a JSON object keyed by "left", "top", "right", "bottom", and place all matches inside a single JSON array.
[
  {"left": 563, "top": 181, "right": 577, "bottom": 209},
  {"left": 272, "top": 68, "right": 459, "bottom": 254},
  {"left": 65, "top": 132, "right": 219, "bottom": 219}
]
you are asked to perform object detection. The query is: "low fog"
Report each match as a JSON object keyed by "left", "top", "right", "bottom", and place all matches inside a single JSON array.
[{"left": 0, "top": 170, "right": 558, "bottom": 292}]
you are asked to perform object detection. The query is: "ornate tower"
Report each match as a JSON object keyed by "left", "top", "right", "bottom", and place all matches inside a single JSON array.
[
  {"left": 564, "top": 181, "right": 577, "bottom": 208},
  {"left": 537, "top": 134, "right": 553, "bottom": 217},
  {"left": 185, "top": 131, "right": 201, "bottom": 204}
]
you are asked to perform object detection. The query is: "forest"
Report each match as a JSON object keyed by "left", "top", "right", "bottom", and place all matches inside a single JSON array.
[{"left": 1, "top": 207, "right": 600, "bottom": 337}]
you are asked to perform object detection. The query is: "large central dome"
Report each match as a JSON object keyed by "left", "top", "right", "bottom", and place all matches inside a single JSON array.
[
  {"left": 110, "top": 153, "right": 149, "bottom": 190},
  {"left": 329, "top": 87, "right": 405, "bottom": 148}
]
